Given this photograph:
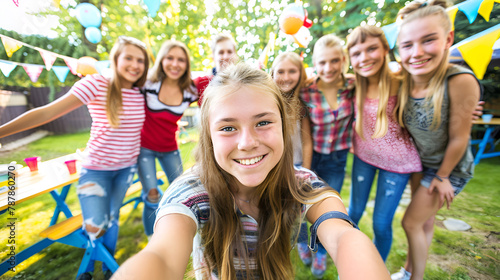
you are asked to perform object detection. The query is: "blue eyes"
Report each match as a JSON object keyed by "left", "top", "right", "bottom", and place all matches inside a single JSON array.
[{"left": 220, "top": 121, "right": 272, "bottom": 132}]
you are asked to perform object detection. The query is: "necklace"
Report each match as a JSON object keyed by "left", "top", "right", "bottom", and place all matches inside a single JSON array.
[{"left": 235, "top": 196, "right": 251, "bottom": 203}]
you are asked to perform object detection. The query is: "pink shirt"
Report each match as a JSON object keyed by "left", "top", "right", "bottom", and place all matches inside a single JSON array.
[
  {"left": 353, "top": 96, "right": 422, "bottom": 174},
  {"left": 70, "top": 74, "right": 145, "bottom": 170}
]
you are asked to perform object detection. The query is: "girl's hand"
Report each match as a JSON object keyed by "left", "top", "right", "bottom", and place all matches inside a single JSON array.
[
  {"left": 428, "top": 177, "right": 455, "bottom": 209},
  {"left": 472, "top": 101, "right": 485, "bottom": 120}
]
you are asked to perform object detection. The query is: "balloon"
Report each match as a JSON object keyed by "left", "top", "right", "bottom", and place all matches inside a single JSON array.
[
  {"left": 75, "top": 3, "right": 102, "bottom": 28},
  {"left": 292, "top": 26, "right": 313, "bottom": 48},
  {"left": 77, "top": 56, "right": 98, "bottom": 76},
  {"left": 144, "top": 0, "right": 161, "bottom": 18},
  {"left": 279, "top": 4, "right": 305, "bottom": 35},
  {"left": 303, "top": 10, "right": 313, "bottom": 28},
  {"left": 85, "top": 27, "right": 102, "bottom": 44}
]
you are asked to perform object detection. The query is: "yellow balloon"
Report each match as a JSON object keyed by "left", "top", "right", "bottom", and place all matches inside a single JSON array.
[{"left": 76, "top": 56, "right": 98, "bottom": 76}]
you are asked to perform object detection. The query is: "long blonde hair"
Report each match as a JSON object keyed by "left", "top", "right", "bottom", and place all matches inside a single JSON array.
[
  {"left": 270, "top": 52, "right": 307, "bottom": 126},
  {"left": 347, "top": 25, "right": 399, "bottom": 139},
  {"left": 148, "top": 40, "right": 195, "bottom": 94},
  {"left": 396, "top": 0, "right": 452, "bottom": 129},
  {"left": 107, "top": 36, "right": 149, "bottom": 127},
  {"left": 195, "top": 63, "right": 329, "bottom": 279}
]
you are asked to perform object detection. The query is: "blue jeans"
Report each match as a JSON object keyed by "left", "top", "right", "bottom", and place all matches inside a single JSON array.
[
  {"left": 311, "top": 149, "right": 349, "bottom": 193},
  {"left": 137, "top": 147, "right": 183, "bottom": 236},
  {"left": 77, "top": 165, "right": 136, "bottom": 272},
  {"left": 348, "top": 156, "right": 410, "bottom": 261},
  {"left": 420, "top": 167, "right": 469, "bottom": 196}
]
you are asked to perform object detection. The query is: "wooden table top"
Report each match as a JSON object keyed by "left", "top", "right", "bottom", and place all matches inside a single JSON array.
[{"left": 0, "top": 154, "right": 81, "bottom": 211}]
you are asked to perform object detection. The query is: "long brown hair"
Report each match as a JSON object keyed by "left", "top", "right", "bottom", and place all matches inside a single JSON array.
[
  {"left": 147, "top": 40, "right": 195, "bottom": 94},
  {"left": 396, "top": 0, "right": 452, "bottom": 129},
  {"left": 195, "top": 63, "right": 328, "bottom": 279},
  {"left": 107, "top": 36, "right": 149, "bottom": 127},
  {"left": 347, "top": 25, "right": 400, "bottom": 139},
  {"left": 270, "top": 52, "right": 307, "bottom": 127}
]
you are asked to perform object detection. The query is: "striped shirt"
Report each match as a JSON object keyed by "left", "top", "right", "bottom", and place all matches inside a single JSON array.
[
  {"left": 70, "top": 74, "right": 145, "bottom": 170},
  {"left": 155, "top": 166, "right": 341, "bottom": 279},
  {"left": 300, "top": 78, "right": 355, "bottom": 154}
]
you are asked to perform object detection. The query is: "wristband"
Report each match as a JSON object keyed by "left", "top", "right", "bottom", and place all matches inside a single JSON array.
[
  {"left": 308, "top": 211, "right": 358, "bottom": 252},
  {"left": 434, "top": 174, "right": 449, "bottom": 182}
]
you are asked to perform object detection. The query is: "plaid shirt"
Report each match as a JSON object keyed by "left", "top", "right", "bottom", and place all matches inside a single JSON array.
[{"left": 300, "top": 77, "right": 355, "bottom": 154}]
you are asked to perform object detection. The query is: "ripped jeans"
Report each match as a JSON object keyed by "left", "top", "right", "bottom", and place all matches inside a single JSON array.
[
  {"left": 348, "top": 156, "right": 410, "bottom": 261},
  {"left": 77, "top": 165, "right": 136, "bottom": 272}
]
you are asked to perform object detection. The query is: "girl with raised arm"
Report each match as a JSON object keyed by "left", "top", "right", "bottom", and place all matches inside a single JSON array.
[
  {"left": 393, "top": 1, "right": 480, "bottom": 279},
  {"left": 113, "top": 63, "right": 389, "bottom": 280},
  {"left": 0, "top": 36, "right": 149, "bottom": 280}
]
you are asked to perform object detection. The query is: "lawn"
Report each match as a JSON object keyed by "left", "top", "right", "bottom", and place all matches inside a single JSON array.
[{"left": 0, "top": 130, "right": 498, "bottom": 280}]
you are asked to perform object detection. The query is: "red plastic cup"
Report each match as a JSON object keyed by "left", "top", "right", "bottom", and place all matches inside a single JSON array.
[
  {"left": 64, "top": 160, "right": 77, "bottom": 175},
  {"left": 24, "top": 157, "right": 40, "bottom": 172}
]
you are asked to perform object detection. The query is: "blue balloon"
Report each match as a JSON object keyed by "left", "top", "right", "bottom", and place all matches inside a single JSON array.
[
  {"left": 144, "top": 0, "right": 160, "bottom": 17},
  {"left": 75, "top": 3, "right": 102, "bottom": 28},
  {"left": 85, "top": 27, "right": 102, "bottom": 44}
]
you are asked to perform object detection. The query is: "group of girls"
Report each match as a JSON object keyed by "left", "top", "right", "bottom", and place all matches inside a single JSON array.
[
  {"left": 265, "top": 1, "right": 480, "bottom": 280},
  {"left": 0, "top": 0, "right": 481, "bottom": 279}
]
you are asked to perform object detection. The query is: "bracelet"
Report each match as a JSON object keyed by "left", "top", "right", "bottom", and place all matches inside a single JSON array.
[
  {"left": 434, "top": 174, "right": 449, "bottom": 182},
  {"left": 308, "top": 211, "right": 358, "bottom": 252}
]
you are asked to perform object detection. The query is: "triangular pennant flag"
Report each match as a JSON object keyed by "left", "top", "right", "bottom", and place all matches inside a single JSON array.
[
  {"left": 0, "top": 61, "right": 17, "bottom": 77},
  {"left": 0, "top": 36, "right": 23, "bottom": 57},
  {"left": 63, "top": 57, "right": 78, "bottom": 75},
  {"left": 22, "top": 64, "right": 44, "bottom": 83},
  {"left": 382, "top": 22, "right": 398, "bottom": 49},
  {"left": 456, "top": 24, "right": 500, "bottom": 79},
  {"left": 52, "top": 65, "right": 70, "bottom": 83},
  {"left": 94, "top": 60, "right": 110, "bottom": 74},
  {"left": 39, "top": 50, "right": 57, "bottom": 71},
  {"left": 457, "top": 0, "right": 483, "bottom": 24},
  {"left": 478, "top": 0, "right": 495, "bottom": 22},
  {"left": 446, "top": 6, "right": 459, "bottom": 31},
  {"left": 258, "top": 32, "right": 276, "bottom": 67}
]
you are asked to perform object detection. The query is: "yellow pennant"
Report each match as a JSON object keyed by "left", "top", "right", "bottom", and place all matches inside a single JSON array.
[
  {"left": 1, "top": 36, "right": 23, "bottom": 57},
  {"left": 458, "top": 28, "right": 500, "bottom": 79},
  {"left": 446, "top": 6, "right": 458, "bottom": 31},
  {"left": 478, "top": 0, "right": 495, "bottom": 22}
]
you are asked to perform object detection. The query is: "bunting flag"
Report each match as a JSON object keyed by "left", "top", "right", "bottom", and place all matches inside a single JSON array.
[
  {"left": 447, "top": 6, "right": 459, "bottom": 30},
  {"left": 38, "top": 50, "right": 57, "bottom": 71},
  {"left": 479, "top": 0, "right": 495, "bottom": 21},
  {"left": 63, "top": 57, "right": 78, "bottom": 75},
  {"left": 455, "top": 24, "right": 500, "bottom": 79},
  {"left": 94, "top": 60, "right": 110, "bottom": 74},
  {"left": 458, "top": 0, "right": 484, "bottom": 23},
  {"left": 1, "top": 35, "right": 23, "bottom": 57},
  {"left": 22, "top": 65, "right": 44, "bottom": 83},
  {"left": 0, "top": 61, "right": 17, "bottom": 77},
  {"left": 52, "top": 66, "right": 70, "bottom": 83},
  {"left": 381, "top": 23, "right": 398, "bottom": 49}
]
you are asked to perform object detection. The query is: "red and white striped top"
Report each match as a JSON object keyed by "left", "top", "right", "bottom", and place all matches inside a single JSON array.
[{"left": 70, "top": 74, "right": 145, "bottom": 170}]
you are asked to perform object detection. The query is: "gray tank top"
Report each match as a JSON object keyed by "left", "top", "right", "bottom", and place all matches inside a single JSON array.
[{"left": 404, "top": 65, "right": 477, "bottom": 179}]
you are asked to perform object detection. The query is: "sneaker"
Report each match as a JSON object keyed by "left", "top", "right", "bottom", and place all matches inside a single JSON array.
[
  {"left": 391, "top": 267, "right": 411, "bottom": 280},
  {"left": 311, "top": 250, "right": 327, "bottom": 279},
  {"left": 76, "top": 272, "right": 93, "bottom": 280},
  {"left": 297, "top": 242, "right": 312, "bottom": 266}
]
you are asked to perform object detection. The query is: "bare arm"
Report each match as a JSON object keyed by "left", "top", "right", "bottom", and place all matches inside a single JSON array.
[
  {"left": 306, "top": 197, "right": 389, "bottom": 279},
  {"left": 0, "top": 93, "right": 84, "bottom": 138},
  {"left": 112, "top": 214, "right": 196, "bottom": 280},
  {"left": 429, "top": 74, "right": 480, "bottom": 209},
  {"left": 300, "top": 115, "right": 313, "bottom": 169}
]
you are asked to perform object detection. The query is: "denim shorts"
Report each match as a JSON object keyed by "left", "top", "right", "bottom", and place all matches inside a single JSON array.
[{"left": 420, "top": 167, "right": 470, "bottom": 196}]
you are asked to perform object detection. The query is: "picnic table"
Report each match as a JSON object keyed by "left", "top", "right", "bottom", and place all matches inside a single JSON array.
[{"left": 471, "top": 117, "right": 500, "bottom": 164}]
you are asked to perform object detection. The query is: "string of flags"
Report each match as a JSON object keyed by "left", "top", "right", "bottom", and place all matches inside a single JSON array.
[
  {"left": 381, "top": 0, "right": 500, "bottom": 79},
  {"left": 0, "top": 34, "right": 110, "bottom": 83}
]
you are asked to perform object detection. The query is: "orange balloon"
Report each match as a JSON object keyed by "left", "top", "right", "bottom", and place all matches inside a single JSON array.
[
  {"left": 77, "top": 56, "right": 98, "bottom": 76},
  {"left": 281, "top": 17, "right": 304, "bottom": 35}
]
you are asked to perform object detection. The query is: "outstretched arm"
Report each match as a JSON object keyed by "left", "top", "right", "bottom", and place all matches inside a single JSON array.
[
  {"left": 301, "top": 115, "right": 313, "bottom": 169},
  {"left": 307, "top": 197, "right": 390, "bottom": 280},
  {"left": 0, "top": 93, "right": 84, "bottom": 138},
  {"left": 112, "top": 214, "right": 196, "bottom": 280}
]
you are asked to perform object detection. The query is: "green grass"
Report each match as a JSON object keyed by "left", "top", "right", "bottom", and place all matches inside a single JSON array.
[{"left": 1, "top": 130, "right": 499, "bottom": 279}]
